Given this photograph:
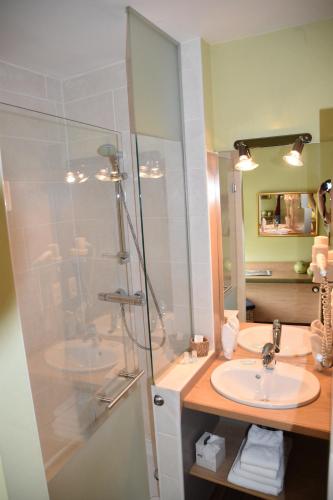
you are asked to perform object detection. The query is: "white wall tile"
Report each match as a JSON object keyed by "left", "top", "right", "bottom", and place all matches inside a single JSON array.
[
  {"left": 182, "top": 89, "right": 204, "bottom": 122},
  {"left": 183, "top": 119, "right": 206, "bottom": 171},
  {"left": 191, "top": 261, "right": 212, "bottom": 310},
  {"left": 187, "top": 169, "right": 209, "bottom": 216},
  {"left": 0, "top": 61, "right": 46, "bottom": 98},
  {"left": 0, "top": 89, "right": 57, "bottom": 115},
  {"left": 193, "top": 306, "right": 214, "bottom": 340},
  {"left": 189, "top": 215, "right": 211, "bottom": 263},
  {"left": 64, "top": 91, "right": 116, "bottom": 130},
  {"left": 156, "top": 433, "right": 180, "bottom": 479},
  {"left": 159, "top": 475, "right": 182, "bottom": 500},
  {"left": 63, "top": 62, "right": 126, "bottom": 102},
  {"left": 181, "top": 39, "right": 202, "bottom": 72},
  {"left": 181, "top": 38, "right": 214, "bottom": 340},
  {"left": 114, "top": 87, "right": 130, "bottom": 131},
  {"left": 46, "top": 77, "right": 62, "bottom": 102},
  {"left": 152, "top": 387, "right": 180, "bottom": 437}
]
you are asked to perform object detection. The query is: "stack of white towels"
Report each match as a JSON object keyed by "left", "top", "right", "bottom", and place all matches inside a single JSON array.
[{"left": 227, "top": 425, "right": 291, "bottom": 496}]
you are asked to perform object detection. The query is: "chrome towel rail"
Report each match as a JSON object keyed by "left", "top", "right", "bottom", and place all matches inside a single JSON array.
[{"left": 97, "top": 369, "right": 144, "bottom": 410}]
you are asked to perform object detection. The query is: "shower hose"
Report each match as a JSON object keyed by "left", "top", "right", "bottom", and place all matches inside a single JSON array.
[{"left": 118, "top": 184, "right": 167, "bottom": 351}]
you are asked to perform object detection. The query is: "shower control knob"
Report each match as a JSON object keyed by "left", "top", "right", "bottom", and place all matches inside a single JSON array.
[
  {"left": 154, "top": 395, "right": 164, "bottom": 406},
  {"left": 312, "top": 286, "right": 320, "bottom": 294}
]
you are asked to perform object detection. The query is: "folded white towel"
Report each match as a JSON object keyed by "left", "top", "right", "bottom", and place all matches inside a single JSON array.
[
  {"left": 238, "top": 438, "right": 292, "bottom": 487},
  {"left": 228, "top": 465, "right": 281, "bottom": 496},
  {"left": 240, "top": 462, "right": 279, "bottom": 479},
  {"left": 241, "top": 442, "right": 282, "bottom": 472},
  {"left": 240, "top": 426, "right": 283, "bottom": 472},
  {"left": 228, "top": 440, "right": 283, "bottom": 496},
  {"left": 247, "top": 425, "right": 283, "bottom": 447}
]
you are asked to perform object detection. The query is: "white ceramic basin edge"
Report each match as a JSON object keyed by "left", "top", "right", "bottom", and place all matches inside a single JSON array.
[{"left": 211, "top": 359, "right": 320, "bottom": 409}]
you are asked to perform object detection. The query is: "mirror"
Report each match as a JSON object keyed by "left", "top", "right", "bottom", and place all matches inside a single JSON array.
[
  {"left": 258, "top": 192, "right": 318, "bottom": 236},
  {"left": 218, "top": 139, "right": 333, "bottom": 325}
]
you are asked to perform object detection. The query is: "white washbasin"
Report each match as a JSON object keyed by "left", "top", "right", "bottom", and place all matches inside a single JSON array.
[
  {"left": 238, "top": 324, "right": 311, "bottom": 356},
  {"left": 45, "top": 339, "right": 120, "bottom": 373},
  {"left": 211, "top": 359, "right": 320, "bottom": 409}
]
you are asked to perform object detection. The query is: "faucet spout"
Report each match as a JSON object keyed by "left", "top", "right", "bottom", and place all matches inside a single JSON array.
[
  {"left": 262, "top": 342, "right": 276, "bottom": 369},
  {"left": 273, "top": 319, "right": 282, "bottom": 353}
]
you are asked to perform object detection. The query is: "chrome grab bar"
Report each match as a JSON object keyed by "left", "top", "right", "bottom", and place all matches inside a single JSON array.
[{"left": 97, "top": 370, "right": 144, "bottom": 410}]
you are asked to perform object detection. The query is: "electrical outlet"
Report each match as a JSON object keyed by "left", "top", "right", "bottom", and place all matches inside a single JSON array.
[
  {"left": 52, "top": 282, "right": 62, "bottom": 306},
  {"left": 68, "top": 276, "right": 78, "bottom": 299}
]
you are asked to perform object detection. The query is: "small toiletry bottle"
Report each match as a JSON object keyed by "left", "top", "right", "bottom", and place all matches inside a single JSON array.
[{"left": 221, "top": 319, "right": 237, "bottom": 360}]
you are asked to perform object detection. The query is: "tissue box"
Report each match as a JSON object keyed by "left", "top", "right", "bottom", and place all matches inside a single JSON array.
[{"left": 195, "top": 432, "right": 226, "bottom": 472}]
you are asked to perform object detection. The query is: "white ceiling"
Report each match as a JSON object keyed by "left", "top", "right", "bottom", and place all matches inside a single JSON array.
[{"left": 0, "top": 0, "right": 333, "bottom": 78}]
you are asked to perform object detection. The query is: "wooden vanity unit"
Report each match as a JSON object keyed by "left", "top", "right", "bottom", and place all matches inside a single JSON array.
[
  {"left": 245, "top": 262, "right": 318, "bottom": 324},
  {"left": 183, "top": 323, "right": 331, "bottom": 499}
]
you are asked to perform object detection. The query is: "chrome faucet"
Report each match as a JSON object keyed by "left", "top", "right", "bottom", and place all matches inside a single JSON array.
[
  {"left": 262, "top": 343, "right": 276, "bottom": 369},
  {"left": 272, "top": 319, "right": 282, "bottom": 353},
  {"left": 262, "top": 319, "right": 282, "bottom": 369}
]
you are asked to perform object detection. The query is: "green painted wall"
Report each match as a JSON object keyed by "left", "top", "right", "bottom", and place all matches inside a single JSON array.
[
  {"left": 0, "top": 188, "right": 49, "bottom": 500},
  {"left": 243, "top": 142, "right": 332, "bottom": 262},
  {"left": 209, "top": 18, "right": 333, "bottom": 151}
]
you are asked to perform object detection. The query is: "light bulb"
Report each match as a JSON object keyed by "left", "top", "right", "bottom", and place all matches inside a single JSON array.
[
  {"left": 235, "top": 143, "right": 258, "bottom": 171},
  {"left": 77, "top": 171, "right": 89, "bottom": 183},
  {"left": 95, "top": 168, "right": 111, "bottom": 181},
  {"left": 235, "top": 155, "right": 258, "bottom": 171},
  {"left": 65, "top": 171, "right": 76, "bottom": 183},
  {"left": 283, "top": 150, "right": 303, "bottom": 167}
]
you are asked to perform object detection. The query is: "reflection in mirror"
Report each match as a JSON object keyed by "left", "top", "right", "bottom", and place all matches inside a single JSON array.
[
  {"left": 219, "top": 140, "right": 333, "bottom": 326},
  {"left": 258, "top": 192, "right": 318, "bottom": 236}
]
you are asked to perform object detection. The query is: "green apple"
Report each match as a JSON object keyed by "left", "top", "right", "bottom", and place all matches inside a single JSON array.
[
  {"left": 294, "top": 260, "right": 308, "bottom": 274},
  {"left": 307, "top": 265, "right": 314, "bottom": 277}
]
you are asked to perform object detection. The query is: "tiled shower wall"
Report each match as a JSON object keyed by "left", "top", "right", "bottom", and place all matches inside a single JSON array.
[
  {"left": 0, "top": 59, "right": 63, "bottom": 115},
  {"left": 181, "top": 39, "right": 214, "bottom": 343}
]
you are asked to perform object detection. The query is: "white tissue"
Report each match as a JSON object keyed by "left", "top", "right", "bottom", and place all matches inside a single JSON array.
[{"left": 194, "top": 334, "right": 204, "bottom": 343}]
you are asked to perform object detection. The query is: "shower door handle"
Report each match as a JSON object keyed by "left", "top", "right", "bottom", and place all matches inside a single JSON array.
[{"left": 97, "top": 370, "right": 144, "bottom": 410}]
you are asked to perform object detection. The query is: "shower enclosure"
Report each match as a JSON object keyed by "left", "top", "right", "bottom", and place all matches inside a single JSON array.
[
  {"left": 0, "top": 102, "right": 152, "bottom": 490},
  {"left": 0, "top": 78, "right": 193, "bottom": 498}
]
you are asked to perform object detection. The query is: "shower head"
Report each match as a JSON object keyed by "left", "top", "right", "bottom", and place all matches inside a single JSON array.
[
  {"left": 96, "top": 144, "right": 127, "bottom": 182},
  {"left": 97, "top": 144, "right": 118, "bottom": 158}
]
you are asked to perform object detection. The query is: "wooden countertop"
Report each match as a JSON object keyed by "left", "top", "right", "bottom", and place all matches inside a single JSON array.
[
  {"left": 245, "top": 262, "right": 312, "bottom": 284},
  {"left": 183, "top": 323, "right": 331, "bottom": 440}
]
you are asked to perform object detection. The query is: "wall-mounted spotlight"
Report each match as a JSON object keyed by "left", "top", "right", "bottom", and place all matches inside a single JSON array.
[
  {"left": 283, "top": 134, "right": 312, "bottom": 167},
  {"left": 234, "top": 142, "right": 258, "bottom": 171},
  {"left": 233, "top": 133, "right": 312, "bottom": 172}
]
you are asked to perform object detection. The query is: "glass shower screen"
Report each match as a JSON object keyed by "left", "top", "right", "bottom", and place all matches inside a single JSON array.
[{"left": 0, "top": 102, "right": 141, "bottom": 479}]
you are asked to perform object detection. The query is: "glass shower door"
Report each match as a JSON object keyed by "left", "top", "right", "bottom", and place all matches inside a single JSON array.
[
  {"left": 0, "top": 102, "right": 148, "bottom": 497},
  {"left": 135, "top": 134, "right": 193, "bottom": 379}
]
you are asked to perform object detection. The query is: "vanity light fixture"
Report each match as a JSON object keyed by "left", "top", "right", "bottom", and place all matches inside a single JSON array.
[
  {"left": 283, "top": 134, "right": 312, "bottom": 167},
  {"left": 234, "top": 142, "right": 258, "bottom": 171},
  {"left": 233, "top": 133, "right": 312, "bottom": 171}
]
